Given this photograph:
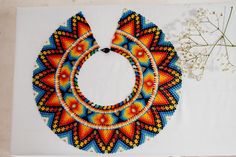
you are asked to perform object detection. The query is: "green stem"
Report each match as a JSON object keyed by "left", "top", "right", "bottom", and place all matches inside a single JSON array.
[
  {"left": 190, "top": 43, "right": 236, "bottom": 48},
  {"left": 192, "top": 24, "right": 209, "bottom": 45},
  {"left": 223, "top": 6, "right": 233, "bottom": 34}
]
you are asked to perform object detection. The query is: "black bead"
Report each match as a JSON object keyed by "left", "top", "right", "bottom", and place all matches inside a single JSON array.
[{"left": 101, "top": 48, "right": 110, "bottom": 53}]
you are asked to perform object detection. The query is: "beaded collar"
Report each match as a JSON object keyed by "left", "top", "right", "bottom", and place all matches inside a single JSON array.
[{"left": 32, "top": 9, "right": 181, "bottom": 153}]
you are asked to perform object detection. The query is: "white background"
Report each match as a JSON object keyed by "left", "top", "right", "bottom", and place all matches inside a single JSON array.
[{"left": 11, "top": 4, "right": 236, "bottom": 156}]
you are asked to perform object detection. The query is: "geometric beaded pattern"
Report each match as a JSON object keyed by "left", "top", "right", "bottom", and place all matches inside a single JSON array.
[{"left": 32, "top": 10, "right": 181, "bottom": 154}]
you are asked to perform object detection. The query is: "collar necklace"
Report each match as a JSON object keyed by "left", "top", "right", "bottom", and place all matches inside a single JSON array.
[{"left": 32, "top": 9, "right": 181, "bottom": 154}]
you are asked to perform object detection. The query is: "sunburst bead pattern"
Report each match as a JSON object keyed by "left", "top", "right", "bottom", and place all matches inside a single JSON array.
[{"left": 32, "top": 10, "right": 181, "bottom": 153}]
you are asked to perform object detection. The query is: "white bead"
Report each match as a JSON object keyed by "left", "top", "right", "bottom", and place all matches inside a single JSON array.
[
  {"left": 77, "top": 46, "right": 82, "bottom": 51},
  {"left": 100, "top": 118, "right": 105, "bottom": 123}
]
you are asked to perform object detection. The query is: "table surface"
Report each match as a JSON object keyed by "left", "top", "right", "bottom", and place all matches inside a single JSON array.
[{"left": 0, "top": 0, "right": 234, "bottom": 156}]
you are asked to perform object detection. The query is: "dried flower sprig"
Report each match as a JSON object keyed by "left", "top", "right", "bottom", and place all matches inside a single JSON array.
[{"left": 166, "top": 6, "right": 236, "bottom": 80}]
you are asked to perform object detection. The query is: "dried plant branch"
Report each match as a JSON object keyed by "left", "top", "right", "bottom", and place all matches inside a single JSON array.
[{"left": 166, "top": 6, "right": 236, "bottom": 80}]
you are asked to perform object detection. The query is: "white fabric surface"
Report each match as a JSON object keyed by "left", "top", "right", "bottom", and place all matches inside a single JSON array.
[{"left": 11, "top": 4, "right": 236, "bottom": 156}]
